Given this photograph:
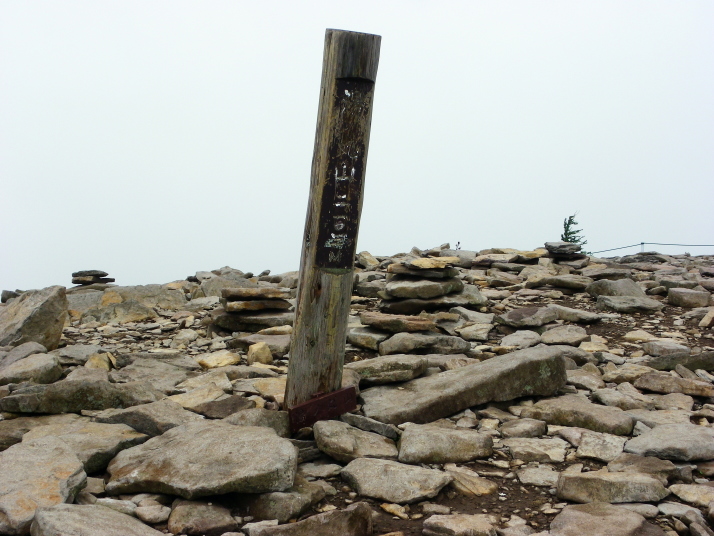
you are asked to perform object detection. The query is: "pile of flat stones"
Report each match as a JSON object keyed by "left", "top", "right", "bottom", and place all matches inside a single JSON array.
[
  {"left": 0, "top": 243, "right": 713, "bottom": 536},
  {"left": 72, "top": 270, "right": 115, "bottom": 286}
]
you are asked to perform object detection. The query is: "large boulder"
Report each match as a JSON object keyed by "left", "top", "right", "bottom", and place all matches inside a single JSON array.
[
  {"left": 519, "top": 395, "right": 634, "bottom": 435},
  {"left": 550, "top": 503, "right": 665, "bottom": 536},
  {"left": 31, "top": 504, "right": 165, "bottom": 536},
  {"left": 0, "top": 286, "right": 67, "bottom": 350}
]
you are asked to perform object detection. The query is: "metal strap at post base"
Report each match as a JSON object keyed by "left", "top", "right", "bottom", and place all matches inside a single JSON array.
[{"left": 287, "top": 386, "right": 357, "bottom": 433}]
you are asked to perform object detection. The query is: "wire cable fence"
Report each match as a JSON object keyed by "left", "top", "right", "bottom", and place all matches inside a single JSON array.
[{"left": 592, "top": 242, "right": 714, "bottom": 255}]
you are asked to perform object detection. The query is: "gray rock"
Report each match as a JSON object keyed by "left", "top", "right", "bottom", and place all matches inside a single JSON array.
[
  {"left": 378, "top": 332, "right": 470, "bottom": 356},
  {"left": 668, "top": 484, "right": 714, "bottom": 507},
  {"left": 223, "top": 408, "right": 290, "bottom": 437},
  {"left": 501, "top": 437, "right": 569, "bottom": 463},
  {"left": 516, "top": 465, "right": 560, "bottom": 487},
  {"left": 360, "top": 345, "right": 567, "bottom": 425},
  {"left": 345, "top": 354, "right": 427, "bottom": 385},
  {"left": 624, "top": 408, "right": 692, "bottom": 428},
  {"left": 520, "top": 394, "right": 634, "bottom": 435},
  {"left": 66, "top": 290, "right": 104, "bottom": 314},
  {"left": 135, "top": 504, "right": 171, "bottom": 524},
  {"left": 592, "top": 388, "right": 654, "bottom": 411},
  {"left": 104, "top": 284, "right": 188, "bottom": 309},
  {"left": 500, "top": 418, "right": 547, "bottom": 438},
  {"left": 346, "top": 327, "right": 389, "bottom": 351},
  {"left": 231, "top": 333, "right": 291, "bottom": 358},
  {"left": 422, "top": 514, "right": 497, "bottom": 536},
  {"left": 81, "top": 300, "right": 158, "bottom": 324},
  {"left": 556, "top": 471, "right": 669, "bottom": 503},
  {"left": 23, "top": 421, "right": 148, "bottom": 474},
  {"left": 496, "top": 307, "right": 559, "bottom": 328},
  {"left": 641, "top": 340, "right": 690, "bottom": 357},
  {"left": 0, "top": 353, "right": 62, "bottom": 385},
  {"left": 549, "top": 503, "right": 665, "bottom": 536},
  {"left": 668, "top": 288, "right": 711, "bottom": 308},
  {"left": 501, "top": 330, "right": 541, "bottom": 349},
  {"left": 0, "top": 341, "right": 47, "bottom": 370},
  {"left": 586, "top": 278, "right": 646, "bottom": 298},
  {"left": 0, "top": 286, "right": 67, "bottom": 351},
  {"left": 455, "top": 323, "right": 494, "bottom": 341},
  {"left": 624, "top": 423, "right": 714, "bottom": 461},
  {"left": 450, "top": 307, "right": 495, "bottom": 324},
  {"left": 378, "top": 285, "right": 487, "bottom": 315},
  {"left": 92, "top": 398, "right": 204, "bottom": 436},
  {"left": 340, "top": 458, "right": 452, "bottom": 503},
  {"left": 31, "top": 504, "right": 165, "bottom": 536},
  {"left": 340, "top": 413, "right": 401, "bottom": 441},
  {"left": 633, "top": 371, "right": 714, "bottom": 397},
  {"left": 109, "top": 357, "right": 195, "bottom": 394},
  {"left": 0, "top": 413, "right": 84, "bottom": 451},
  {"left": 541, "top": 275, "right": 594, "bottom": 290},
  {"left": 313, "top": 420, "right": 397, "bottom": 463},
  {"left": 541, "top": 325, "right": 589, "bottom": 346},
  {"left": 385, "top": 276, "right": 463, "bottom": 299},
  {"left": 545, "top": 304, "right": 602, "bottom": 324},
  {"left": 566, "top": 369, "right": 605, "bottom": 391},
  {"left": 545, "top": 241, "right": 581, "bottom": 255},
  {"left": 167, "top": 499, "right": 238, "bottom": 536},
  {"left": 0, "top": 437, "right": 86, "bottom": 535},
  {"left": 248, "top": 502, "right": 372, "bottom": 536},
  {"left": 51, "top": 343, "right": 105, "bottom": 365},
  {"left": 398, "top": 424, "right": 493, "bottom": 464},
  {"left": 596, "top": 296, "right": 664, "bottom": 314},
  {"left": 106, "top": 421, "right": 297, "bottom": 498},
  {"left": 213, "top": 310, "right": 294, "bottom": 332},
  {"left": 575, "top": 431, "right": 627, "bottom": 462},
  {"left": 241, "top": 476, "right": 325, "bottom": 523},
  {"left": 607, "top": 453, "right": 678, "bottom": 484},
  {"left": 636, "top": 350, "right": 714, "bottom": 372},
  {"left": 0, "top": 379, "right": 164, "bottom": 414},
  {"left": 359, "top": 311, "right": 438, "bottom": 333},
  {"left": 201, "top": 276, "right": 258, "bottom": 298}
]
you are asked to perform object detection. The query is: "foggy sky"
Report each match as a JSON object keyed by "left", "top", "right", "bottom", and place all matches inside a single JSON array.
[{"left": 2, "top": 1, "right": 713, "bottom": 291}]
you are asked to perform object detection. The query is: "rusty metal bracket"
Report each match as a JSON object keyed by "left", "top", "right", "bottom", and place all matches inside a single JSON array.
[{"left": 287, "top": 386, "right": 357, "bottom": 433}]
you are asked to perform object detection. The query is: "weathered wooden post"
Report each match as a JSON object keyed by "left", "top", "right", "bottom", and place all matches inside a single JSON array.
[{"left": 285, "top": 29, "right": 381, "bottom": 430}]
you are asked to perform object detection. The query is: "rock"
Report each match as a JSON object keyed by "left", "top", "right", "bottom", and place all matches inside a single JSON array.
[
  {"left": 378, "top": 285, "right": 487, "bottom": 315},
  {"left": 223, "top": 408, "right": 290, "bottom": 437},
  {"left": 541, "top": 325, "right": 589, "bottom": 346},
  {"left": 624, "top": 408, "right": 692, "bottom": 427},
  {"left": 592, "top": 388, "right": 654, "bottom": 411},
  {"left": 596, "top": 296, "right": 664, "bottom": 314},
  {"left": 602, "top": 364, "right": 656, "bottom": 384},
  {"left": 501, "top": 437, "right": 569, "bottom": 463},
  {"left": 313, "top": 420, "right": 397, "bottom": 463},
  {"left": 0, "top": 379, "right": 164, "bottom": 414},
  {"left": 356, "top": 251, "right": 380, "bottom": 270},
  {"left": 516, "top": 465, "right": 560, "bottom": 487},
  {"left": 397, "top": 424, "right": 492, "bottom": 464},
  {"left": 340, "top": 413, "right": 401, "bottom": 441},
  {"left": 51, "top": 343, "right": 105, "bottom": 365},
  {"left": 81, "top": 300, "right": 159, "bottom": 324},
  {"left": 340, "top": 458, "right": 452, "bottom": 503},
  {"left": 224, "top": 299, "right": 291, "bottom": 312},
  {"left": 575, "top": 431, "right": 627, "bottom": 462},
  {"left": 541, "top": 275, "right": 594, "bottom": 290},
  {"left": 549, "top": 503, "right": 665, "bottom": 536},
  {"left": 103, "top": 284, "right": 187, "bottom": 309},
  {"left": 668, "top": 288, "right": 711, "bottom": 308},
  {"left": 92, "top": 398, "right": 204, "bottom": 436},
  {"left": 496, "top": 307, "right": 559, "bottom": 328},
  {"left": 0, "top": 341, "right": 47, "bottom": 369},
  {"left": 248, "top": 502, "right": 372, "bottom": 536},
  {"left": 232, "top": 334, "right": 291, "bottom": 358},
  {"left": 190, "top": 394, "right": 256, "bottom": 419},
  {"left": 31, "top": 504, "right": 165, "bottom": 535},
  {"left": 167, "top": 500, "right": 238, "bottom": 536},
  {"left": 455, "top": 323, "right": 494, "bottom": 341},
  {"left": 135, "top": 504, "right": 171, "bottom": 523},
  {"left": 545, "top": 304, "right": 602, "bottom": 324},
  {"left": 0, "top": 353, "right": 62, "bottom": 385},
  {"left": 556, "top": 470, "right": 669, "bottom": 503},
  {"left": 378, "top": 332, "right": 471, "bottom": 355},
  {"left": 607, "top": 453, "right": 678, "bottom": 484},
  {"left": 213, "top": 310, "right": 294, "bottom": 332},
  {"left": 23, "top": 420, "right": 147, "bottom": 474},
  {"left": 167, "top": 383, "right": 228, "bottom": 411},
  {"left": 0, "top": 413, "right": 84, "bottom": 451},
  {"left": 641, "top": 340, "right": 690, "bottom": 357},
  {"left": 196, "top": 349, "right": 243, "bottom": 368},
  {"left": 422, "top": 513, "right": 497, "bottom": 536},
  {"left": 586, "top": 279, "right": 647, "bottom": 298},
  {"left": 501, "top": 330, "right": 542, "bottom": 349},
  {"left": 0, "top": 286, "right": 67, "bottom": 350},
  {"left": 385, "top": 277, "right": 464, "bottom": 299},
  {"left": 633, "top": 371, "right": 714, "bottom": 397},
  {"left": 109, "top": 357, "right": 195, "bottom": 394},
  {"left": 347, "top": 327, "right": 389, "bottom": 351},
  {"left": 0, "top": 437, "right": 86, "bottom": 534},
  {"left": 519, "top": 395, "right": 634, "bottom": 435},
  {"left": 175, "top": 370, "right": 233, "bottom": 393},
  {"left": 567, "top": 369, "right": 605, "bottom": 391},
  {"left": 636, "top": 350, "right": 714, "bottom": 372},
  {"left": 360, "top": 345, "right": 567, "bottom": 425},
  {"left": 444, "top": 464, "right": 498, "bottom": 496},
  {"left": 624, "top": 423, "right": 714, "bottom": 461},
  {"left": 241, "top": 476, "right": 325, "bottom": 523},
  {"left": 106, "top": 422, "right": 297, "bottom": 498},
  {"left": 545, "top": 242, "right": 582, "bottom": 256},
  {"left": 500, "top": 418, "right": 547, "bottom": 438},
  {"left": 345, "top": 354, "right": 427, "bottom": 385},
  {"left": 359, "top": 311, "right": 437, "bottom": 333},
  {"left": 668, "top": 484, "right": 714, "bottom": 507}
]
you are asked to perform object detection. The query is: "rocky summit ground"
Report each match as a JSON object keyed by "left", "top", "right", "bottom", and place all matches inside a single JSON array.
[{"left": 1, "top": 242, "right": 714, "bottom": 536}]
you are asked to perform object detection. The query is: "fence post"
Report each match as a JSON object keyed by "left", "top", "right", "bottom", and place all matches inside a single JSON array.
[{"left": 285, "top": 29, "right": 381, "bottom": 419}]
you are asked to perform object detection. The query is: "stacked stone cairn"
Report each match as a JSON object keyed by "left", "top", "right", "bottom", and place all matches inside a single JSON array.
[
  {"left": 71, "top": 270, "right": 115, "bottom": 286},
  {"left": 212, "top": 287, "right": 295, "bottom": 335}
]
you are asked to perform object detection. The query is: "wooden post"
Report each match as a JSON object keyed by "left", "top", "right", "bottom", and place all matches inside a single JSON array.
[{"left": 285, "top": 29, "right": 381, "bottom": 412}]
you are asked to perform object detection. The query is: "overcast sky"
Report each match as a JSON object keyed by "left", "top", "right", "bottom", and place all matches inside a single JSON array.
[{"left": 2, "top": 1, "right": 713, "bottom": 291}]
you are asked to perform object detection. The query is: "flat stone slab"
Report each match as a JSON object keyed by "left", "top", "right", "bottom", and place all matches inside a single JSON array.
[
  {"left": 359, "top": 311, "right": 438, "bottom": 333},
  {"left": 556, "top": 471, "right": 669, "bottom": 503},
  {"left": 668, "top": 484, "right": 714, "bottom": 507},
  {"left": 0, "top": 353, "right": 62, "bottom": 386},
  {"left": 633, "top": 371, "right": 714, "bottom": 397},
  {"left": 92, "top": 399, "right": 204, "bottom": 437},
  {"left": 550, "top": 503, "right": 666, "bottom": 536},
  {"left": 345, "top": 354, "right": 428, "bottom": 385},
  {"left": 360, "top": 345, "right": 567, "bottom": 425},
  {"left": 313, "top": 420, "right": 397, "bottom": 463},
  {"left": 378, "top": 332, "right": 470, "bottom": 356},
  {"left": 624, "top": 423, "right": 714, "bottom": 461},
  {"left": 106, "top": 421, "right": 297, "bottom": 499},
  {"left": 0, "top": 286, "right": 67, "bottom": 351},
  {"left": 249, "top": 502, "right": 373, "bottom": 536},
  {"left": 496, "top": 307, "right": 559, "bottom": 328},
  {"left": 341, "top": 458, "right": 452, "bottom": 504},
  {"left": 398, "top": 424, "right": 493, "bottom": 464},
  {"left": 0, "top": 413, "right": 84, "bottom": 451},
  {"left": 108, "top": 357, "right": 194, "bottom": 394},
  {"left": 422, "top": 513, "right": 497, "bottom": 536},
  {"left": 378, "top": 285, "right": 487, "bottom": 315},
  {"left": 23, "top": 421, "right": 148, "bottom": 474},
  {"left": 31, "top": 504, "right": 165, "bottom": 536},
  {"left": 596, "top": 296, "right": 664, "bottom": 313},
  {"left": 501, "top": 437, "right": 569, "bottom": 463},
  {"left": 0, "top": 437, "right": 86, "bottom": 535},
  {"left": 384, "top": 277, "right": 463, "bottom": 299},
  {"left": 519, "top": 394, "right": 634, "bottom": 435}
]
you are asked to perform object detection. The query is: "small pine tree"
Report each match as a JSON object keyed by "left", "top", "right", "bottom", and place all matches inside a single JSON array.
[{"left": 561, "top": 212, "right": 588, "bottom": 251}]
